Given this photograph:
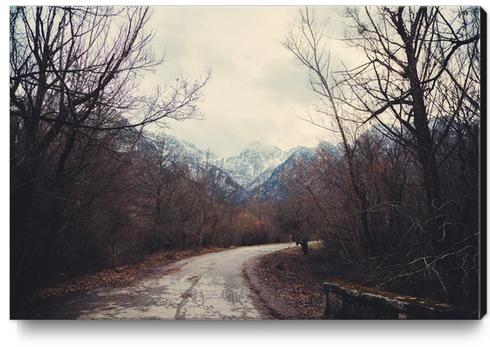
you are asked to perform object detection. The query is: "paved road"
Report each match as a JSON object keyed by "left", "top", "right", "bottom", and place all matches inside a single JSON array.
[{"left": 61, "top": 243, "right": 289, "bottom": 319}]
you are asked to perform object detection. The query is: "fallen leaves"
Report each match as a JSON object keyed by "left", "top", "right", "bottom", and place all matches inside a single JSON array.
[
  {"left": 254, "top": 247, "right": 326, "bottom": 319},
  {"left": 31, "top": 247, "right": 224, "bottom": 301}
]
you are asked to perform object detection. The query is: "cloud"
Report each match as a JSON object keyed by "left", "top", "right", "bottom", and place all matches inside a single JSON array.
[{"left": 141, "top": 6, "right": 356, "bottom": 157}]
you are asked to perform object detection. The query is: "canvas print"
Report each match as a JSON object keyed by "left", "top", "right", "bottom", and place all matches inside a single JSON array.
[{"left": 10, "top": 5, "right": 485, "bottom": 320}]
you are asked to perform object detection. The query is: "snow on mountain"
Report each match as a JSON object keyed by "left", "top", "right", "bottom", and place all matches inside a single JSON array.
[
  {"left": 249, "top": 146, "right": 317, "bottom": 200},
  {"left": 147, "top": 134, "right": 335, "bottom": 202},
  {"left": 155, "top": 134, "right": 221, "bottom": 169},
  {"left": 204, "top": 165, "right": 246, "bottom": 202},
  {"left": 245, "top": 167, "right": 276, "bottom": 190},
  {"left": 144, "top": 134, "right": 244, "bottom": 201},
  {"left": 222, "top": 142, "right": 288, "bottom": 187}
]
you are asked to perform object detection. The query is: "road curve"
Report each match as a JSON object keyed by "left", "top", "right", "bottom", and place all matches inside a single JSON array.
[{"left": 63, "top": 243, "right": 289, "bottom": 319}]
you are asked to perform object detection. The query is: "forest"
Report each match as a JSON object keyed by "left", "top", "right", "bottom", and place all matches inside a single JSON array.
[{"left": 10, "top": 6, "right": 481, "bottom": 314}]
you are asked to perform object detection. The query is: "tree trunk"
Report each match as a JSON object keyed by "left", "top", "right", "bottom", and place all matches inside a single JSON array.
[
  {"left": 395, "top": 10, "right": 443, "bottom": 250},
  {"left": 300, "top": 239, "right": 309, "bottom": 255}
]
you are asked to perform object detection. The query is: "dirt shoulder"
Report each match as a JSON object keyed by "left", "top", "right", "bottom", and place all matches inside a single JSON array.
[
  {"left": 244, "top": 245, "right": 475, "bottom": 320},
  {"left": 244, "top": 244, "right": 374, "bottom": 319},
  {"left": 244, "top": 246, "right": 327, "bottom": 319}
]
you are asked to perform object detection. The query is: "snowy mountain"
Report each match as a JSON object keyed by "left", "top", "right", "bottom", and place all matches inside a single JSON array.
[
  {"left": 223, "top": 142, "right": 289, "bottom": 188},
  {"left": 249, "top": 146, "right": 317, "bottom": 200},
  {"left": 148, "top": 134, "right": 335, "bottom": 202},
  {"left": 144, "top": 134, "right": 244, "bottom": 201},
  {"left": 205, "top": 165, "right": 246, "bottom": 202},
  {"left": 245, "top": 167, "right": 276, "bottom": 190},
  {"left": 154, "top": 134, "right": 221, "bottom": 169}
]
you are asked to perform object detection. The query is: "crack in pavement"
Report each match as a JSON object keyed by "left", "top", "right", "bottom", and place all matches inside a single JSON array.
[
  {"left": 175, "top": 275, "right": 202, "bottom": 320},
  {"left": 43, "top": 243, "right": 291, "bottom": 319}
]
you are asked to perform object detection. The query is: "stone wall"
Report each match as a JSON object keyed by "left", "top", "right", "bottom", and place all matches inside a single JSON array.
[{"left": 323, "top": 281, "right": 474, "bottom": 319}]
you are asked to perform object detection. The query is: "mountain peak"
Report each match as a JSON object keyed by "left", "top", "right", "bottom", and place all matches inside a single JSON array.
[
  {"left": 156, "top": 133, "right": 334, "bottom": 196},
  {"left": 223, "top": 142, "right": 288, "bottom": 186}
]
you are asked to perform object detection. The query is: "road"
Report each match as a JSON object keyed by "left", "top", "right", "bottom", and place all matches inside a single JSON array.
[{"left": 59, "top": 243, "right": 290, "bottom": 319}]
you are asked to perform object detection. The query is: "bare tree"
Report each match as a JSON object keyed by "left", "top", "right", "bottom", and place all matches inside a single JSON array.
[
  {"left": 339, "top": 6, "right": 480, "bottom": 249},
  {"left": 284, "top": 8, "right": 376, "bottom": 256},
  {"left": 283, "top": 6, "right": 481, "bottom": 308},
  {"left": 10, "top": 6, "right": 208, "bottom": 296}
]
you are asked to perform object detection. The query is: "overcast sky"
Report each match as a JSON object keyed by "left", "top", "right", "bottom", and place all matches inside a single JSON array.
[{"left": 142, "top": 7, "right": 354, "bottom": 157}]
